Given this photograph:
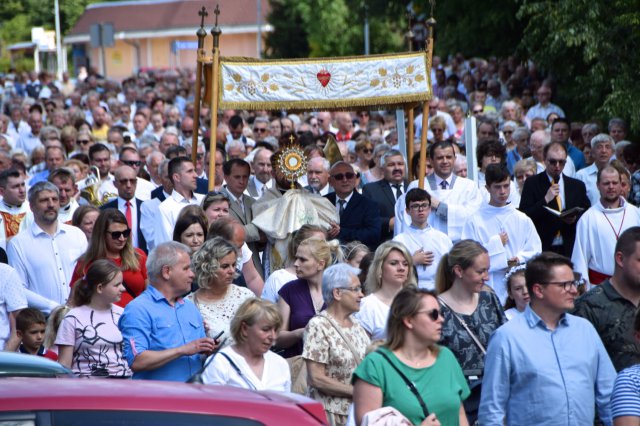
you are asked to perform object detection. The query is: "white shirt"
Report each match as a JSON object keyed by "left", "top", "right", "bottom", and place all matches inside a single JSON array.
[
  {"left": 394, "top": 225, "right": 452, "bottom": 290},
  {"left": 245, "top": 175, "right": 273, "bottom": 200},
  {"left": 0, "top": 200, "right": 31, "bottom": 250},
  {"left": 117, "top": 197, "right": 139, "bottom": 248},
  {"left": 354, "top": 294, "right": 390, "bottom": 340},
  {"left": 7, "top": 222, "right": 87, "bottom": 313},
  {"left": 16, "top": 133, "right": 43, "bottom": 157},
  {"left": 0, "top": 264, "right": 27, "bottom": 350},
  {"left": 575, "top": 163, "right": 599, "bottom": 206},
  {"left": 57, "top": 199, "right": 79, "bottom": 225},
  {"left": 461, "top": 202, "right": 542, "bottom": 303},
  {"left": 261, "top": 268, "right": 297, "bottom": 303},
  {"left": 155, "top": 190, "right": 204, "bottom": 245},
  {"left": 202, "top": 345, "right": 291, "bottom": 392},
  {"left": 572, "top": 198, "right": 640, "bottom": 287},
  {"left": 335, "top": 191, "right": 354, "bottom": 216}
]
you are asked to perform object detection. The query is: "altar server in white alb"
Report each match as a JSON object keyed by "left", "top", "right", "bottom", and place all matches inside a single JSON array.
[
  {"left": 572, "top": 165, "right": 640, "bottom": 287},
  {"left": 394, "top": 141, "right": 483, "bottom": 242},
  {"left": 393, "top": 188, "right": 452, "bottom": 290},
  {"left": 462, "top": 164, "right": 541, "bottom": 303}
]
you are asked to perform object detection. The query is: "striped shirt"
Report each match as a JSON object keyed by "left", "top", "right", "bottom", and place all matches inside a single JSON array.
[{"left": 612, "top": 364, "right": 640, "bottom": 419}]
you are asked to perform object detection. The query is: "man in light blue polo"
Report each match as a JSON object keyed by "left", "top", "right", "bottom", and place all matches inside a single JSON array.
[
  {"left": 478, "top": 252, "right": 616, "bottom": 425},
  {"left": 119, "top": 241, "right": 216, "bottom": 381}
]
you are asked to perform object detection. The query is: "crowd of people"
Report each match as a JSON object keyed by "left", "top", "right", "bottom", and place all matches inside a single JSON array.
[{"left": 0, "top": 53, "right": 639, "bottom": 426}]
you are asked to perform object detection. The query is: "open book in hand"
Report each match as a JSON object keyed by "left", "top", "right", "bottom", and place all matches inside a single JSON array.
[{"left": 543, "top": 205, "right": 585, "bottom": 218}]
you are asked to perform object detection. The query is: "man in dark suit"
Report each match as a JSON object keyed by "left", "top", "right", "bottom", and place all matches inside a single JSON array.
[
  {"left": 101, "top": 165, "right": 148, "bottom": 253},
  {"left": 362, "top": 148, "right": 408, "bottom": 242},
  {"left": 221, "top": 158, "right": 264, "bottom": 278},
  {"left": 325, "top": 161, "right": 381, "bottom": 250},
  {"left": 519, "top": 141, "right": 590, "bottom": 256}
]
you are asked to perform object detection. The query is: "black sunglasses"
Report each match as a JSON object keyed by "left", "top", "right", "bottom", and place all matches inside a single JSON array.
[
  {"left": 417, "top": 308, "right": 444, "bottom": 321},
  {"left": 77, "top": 139, "right": 91, "bottom": 145},
  {"left": 331, "top": 172, "right": 356, "bottom": 181},
  {"left": 108, "top": 229, "right": 131, "bottom": 239},
  {"left": 122, "top": 160, "right": 143, "bottom": 167}
]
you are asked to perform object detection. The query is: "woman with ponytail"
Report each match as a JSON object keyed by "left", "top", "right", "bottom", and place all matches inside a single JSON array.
[
  {"left": 436, "top": 239, "right": 506, "bottom": 424},
  {"left": 56, "top": 259, "right": 132, "bottom": 378}
]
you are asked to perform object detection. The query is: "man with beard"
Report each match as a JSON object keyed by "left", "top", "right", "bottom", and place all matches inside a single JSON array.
[
  {"left": 572, "top": 166, "right": 640, "bottom": 286},
  {"left": 462, "top": 165, "right": 541, "bottom": 303},
  {"left": 7, "top": 182, "right": 87, "bottom": 314},
  {"left": 574, "top": 227, "right": 640, "bottom": 372}
]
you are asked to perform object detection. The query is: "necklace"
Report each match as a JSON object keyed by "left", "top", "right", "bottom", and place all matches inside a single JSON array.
[{"left": 602, "top": 207, "right": 626, "bottom": 240}]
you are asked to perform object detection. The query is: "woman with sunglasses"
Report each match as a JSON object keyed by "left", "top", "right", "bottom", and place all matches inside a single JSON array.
[
  {"left": 353, "top": 286, "right": 470, "bottom": 426},
  {"left": 436, "top": 240, "right": 506, "bottom": 424},
  {"left": 361, "top": 144, "right": 391, "bottom": 184},
  {"left": 302, "top": 263, "right": 370, "bottom": 426},
  {"left": 71, "top": 209, "right": 148, "bottom": 308},
  {"left": 354, "top": 140, "right": 374, "bottom": 184}
]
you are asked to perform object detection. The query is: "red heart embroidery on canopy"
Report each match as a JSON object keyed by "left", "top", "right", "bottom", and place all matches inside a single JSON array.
[{"left": 317, "top": 69, "right": 331, "bottom": 87}]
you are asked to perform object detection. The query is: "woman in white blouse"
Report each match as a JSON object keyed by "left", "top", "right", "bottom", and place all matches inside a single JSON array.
[{"left": 203, "top": 298, "right": 290, "bottom": 391}]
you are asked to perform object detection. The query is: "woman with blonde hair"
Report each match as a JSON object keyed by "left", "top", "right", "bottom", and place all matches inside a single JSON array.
[
  {"left": 276, "top": 237, "right": 340, "bottom": 358},
  {"left": 71, "top": 209, "right": 147, "bottom": 307},
  {"left": 187, "top": 237, "right": 254, "bottom": 346},
  {"left": 203, "top": 298, "right": 290, "bottom": 391},
  {"left": 513, "top": 158, "right": 537, "bottom": 194},
  {"left": 353, "top": 286, "right": 470, "bottom": 425},
  {"left": 355, "top": 241, "right": 416, "bottom": 340},
  {"left": 429, "top": 116, "right": 447, "bottom": 143},
  {"left": 354, "top": 139, "right": 374, "bottom": 183},
  {"left": 436, "top": 239, "right": 506, "bottom": 424}
]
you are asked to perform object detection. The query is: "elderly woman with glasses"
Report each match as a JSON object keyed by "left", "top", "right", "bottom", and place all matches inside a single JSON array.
[
  {"left": 71, "top": 209, "right": 148, "bottom": 307},
  {"left": 302, "top": 264, "right": 370, "bottom": 426},
  {"left": 353, "top": 286, "right": 470, "bottom": 426}
]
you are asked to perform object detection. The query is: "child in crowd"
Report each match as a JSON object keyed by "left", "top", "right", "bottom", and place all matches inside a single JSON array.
[
  {"left": 15, "top": 308, "right": 58, "bottom": 360},
  {"left": 503, "top": 264, "right": 529, "bottom": 320}
]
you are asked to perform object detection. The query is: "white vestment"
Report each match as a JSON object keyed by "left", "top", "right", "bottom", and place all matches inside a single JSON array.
[
  {"left": 477, "top": 171, "right": 521, "bottom": 207},
  {"left": 394, "top": 225, "right": 452, "bottom": 290},
  {"left": 575, "top": 163, "right": 599, "bottom": 206},
  {"left": 461, "top": 202, "right": 542, "bottom": 304},
  {"left": 572, "top": 198, "right": 640, "bottom": 287},
  {"left": 0, "top": 200, "right": 30, "bottom": 250},
  {"left": 394, "top": 175, "right": 483, "bottom": 242}
]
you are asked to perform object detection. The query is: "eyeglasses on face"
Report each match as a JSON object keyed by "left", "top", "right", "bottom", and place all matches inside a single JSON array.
[
  {"left": 122, "top": 160, "right": 142, "bottom": 167},
  {"left": 409, "top": 203, "right": 431, "bottom": 211},
  {"left": 360, "top": 148, "right": 373, "bottom": 154},
  {"left": 117, "top": 178, "right": 136, "bottom": 185},
  {"left": 547, "top": 159, "right": 566, "bottom": 166},
  {"left": 416, "top": 308, "right": 444, "bottom": 321},
  {"left": 107, "top": 229, "right": 131, "bottom": 239},
  {"left": 77, "top": 139, "right": 91, "bottom": 145},
  {"left": 539, "top": 280, "right": 580, "bottom": 291},
  {"left": 331, "top": 172, "right": 356, "bottom": 181},
  {"left": 473, "top": 109, "right": 483, "bottom": 114}
]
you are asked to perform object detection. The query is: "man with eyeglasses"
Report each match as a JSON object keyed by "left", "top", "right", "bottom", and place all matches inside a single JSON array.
[
  {"left": 551, "top": 117, "right": 584, "bottom": 173},
  {"left": 461, "top": 165, "right": 541, "bottom": 304},
  {"left": 573, "top": 226, "right": 640, "bottom": 372},
  {"left": 324, "top": 161, "right": 380, "bottom": 250},
  {"left": 178, "top": 116, "right": 194, "bottom": 146},
  {"left": 519, "top": 141, "right": 590, "bottom": 256},
  {"left": 98, "top": 147, "right": 155, "bottom": 202},
  {"left": 393, "top": 188, "right": 451, "bottom": 290},
  {"left": 252, "top": 117, "right": 270, "bottom": 142},
  {"left": 7, "top": 181, "right": 87, "bottom": 315},
  {"left": 101, "top": 165, "right": 147, "bottom": 253},
  {"left": 413, "top": 97, "right": 457, "bottom": 141},
  {"left": 479, "top": 252, "right": 616, "bottom": 426}
]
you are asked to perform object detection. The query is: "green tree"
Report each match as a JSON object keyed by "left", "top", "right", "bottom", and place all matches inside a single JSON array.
[
  {"left": 517, "top": 0, "right": 640, "bottom": 133},
  {"left": 264, "top": 0, "right": 310, "bottom": 58}
]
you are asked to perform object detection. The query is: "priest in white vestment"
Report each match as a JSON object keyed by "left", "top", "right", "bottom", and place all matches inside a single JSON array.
[
  {"left": 0, "top": 169, "right": 31, "bottom": 249},
  {"left": 394, "top": 141, "right": 483, "bottom": 242},
  {"left": 572, "top": 166, "right": 640, "bottom": 287},
  {"left": 394, "top": 188, "right": 452, "bottom": 290},
  {"left": 462, "top": 165, "right": 541, "bottom": 303}
]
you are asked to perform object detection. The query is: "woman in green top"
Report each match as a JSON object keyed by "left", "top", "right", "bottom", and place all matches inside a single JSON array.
[{"left": 352, "top": 286, "right": 470, "bottom": 426}]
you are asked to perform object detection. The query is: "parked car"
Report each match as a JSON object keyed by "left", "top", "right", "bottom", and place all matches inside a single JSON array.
[
  {"left": 0, "top": 352, "right": 73, "bottom": 378},
  {"left": 0, "top": 378, "right": 327, "bottom": 425}
]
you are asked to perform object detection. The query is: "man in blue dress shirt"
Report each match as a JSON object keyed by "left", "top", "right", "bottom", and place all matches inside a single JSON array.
[
  {"left": 119, "top": 241, "right": 217, "bottom": 381},
  {"left": 478, "top": 252, "right": 616, "bottom": 425}
]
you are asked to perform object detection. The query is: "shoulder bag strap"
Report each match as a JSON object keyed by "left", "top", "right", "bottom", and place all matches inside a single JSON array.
[
  {"left": 218, "top": 352, "right": 256, "bottom": 391},
  {"left": 376, "top": 349, "right": 430, "bottom": 419},
  {"left": 121, "top": 279, "right": 137, "bottom": 299},
  {"left": 437, "top": 296, "right": 486, "bottom": 355},
  {"left": 319, "top": 312, "right": 362, "bottom": 364}
]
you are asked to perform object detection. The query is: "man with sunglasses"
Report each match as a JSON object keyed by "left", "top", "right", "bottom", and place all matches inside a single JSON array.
[
  {"left": 324, "top": 161, "right": 380, "bottom": 250},
  {"left": 7, "top": 181, "right": 87, "bottom": 315},
  {"left": 98, "top": 147, "right": 155, "bottom": 202},
  {"left": 519, "top": 141, "right": 590, "bottom": 256},
  {"left": 479, "top": 252, "right": 616, "bottom": 426}
]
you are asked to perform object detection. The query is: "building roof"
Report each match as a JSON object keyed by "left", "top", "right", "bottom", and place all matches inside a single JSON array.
[{"left": 66, "top": 0, "right": 270, "bottom": 40}]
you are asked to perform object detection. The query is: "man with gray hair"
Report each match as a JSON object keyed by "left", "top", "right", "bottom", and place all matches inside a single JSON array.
[
  {"left": 576, "top": 134, "right": 615, "bottom": 205},
  {"left": 506, "top": 127, "right": 531, "bottom": 176},
  {"left": 246, "top": 147, "right": 273, "bottom": 199},
  {"left": 305, "top": 156, "right": 331, "bottom": 196},
  {"left": 527, "top": 130, "right": 551, "bottom": 173},
  {"left": 7, "top": 181, "right": 87, "bottom": 314},
  {"left": 119, "top": 241, "right": 217, "bottom": 381},
  {"left": 608, "top": 118, "right": 627, "bottom": 143}
]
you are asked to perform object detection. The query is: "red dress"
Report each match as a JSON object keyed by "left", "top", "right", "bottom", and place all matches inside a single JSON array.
[{"left": 71, "top": 248, "right": 148, "bottom": 308}]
